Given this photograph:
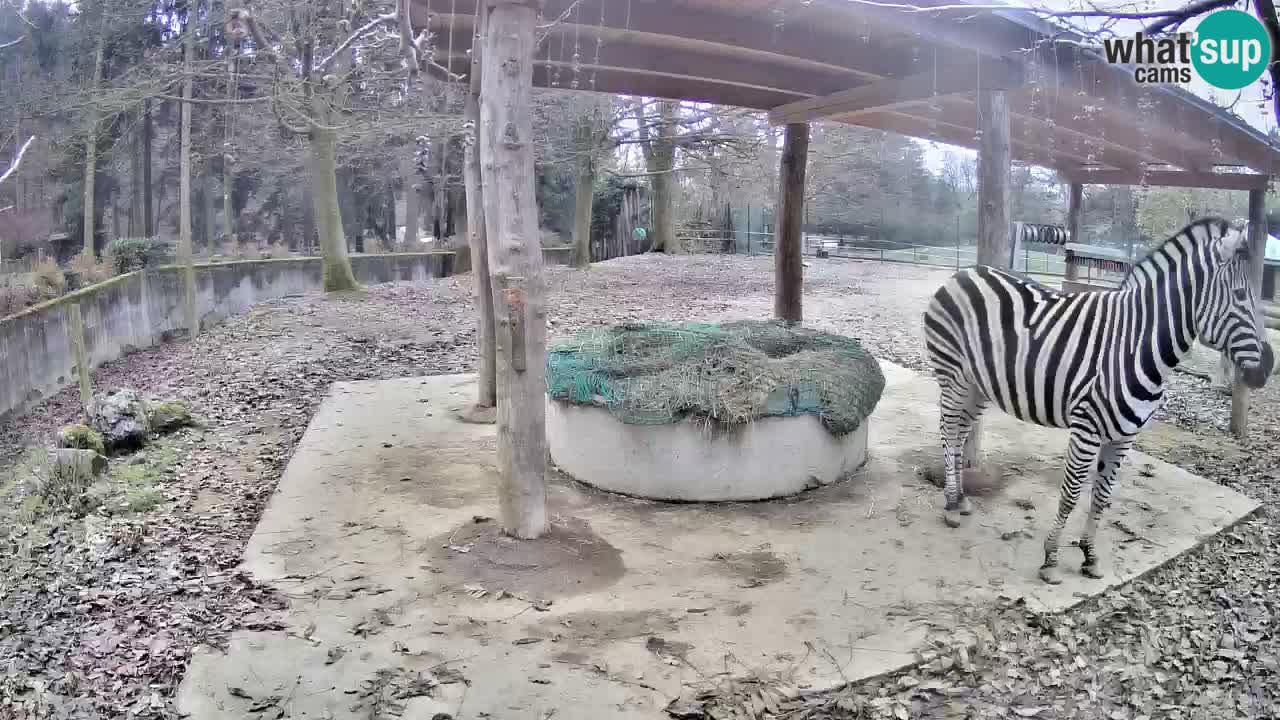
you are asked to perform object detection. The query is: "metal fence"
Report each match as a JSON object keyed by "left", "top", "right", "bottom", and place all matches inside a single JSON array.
[{"left": 736, "top": 232, "right": 1070, "bottom": 276}]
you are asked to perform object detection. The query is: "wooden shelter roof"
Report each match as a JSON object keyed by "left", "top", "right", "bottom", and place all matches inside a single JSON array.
[{"left": 415, "top": 0, "right": 1280, "bottom": 185}]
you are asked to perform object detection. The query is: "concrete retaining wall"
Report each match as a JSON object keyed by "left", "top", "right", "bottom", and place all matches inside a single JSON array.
[{"left": 0, "top": 253, "right": 454, "bottom": 421}]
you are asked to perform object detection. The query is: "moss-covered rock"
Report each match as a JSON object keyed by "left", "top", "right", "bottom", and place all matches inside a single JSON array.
[
  {"left": 88, "top": 388, "right": 149, "bottom": 452},
  {"left": 56, "top": 423, "right": 106, "bottom": 455},
  {"left": 147, "top": 400, "right": 194, "bottom": 433}
]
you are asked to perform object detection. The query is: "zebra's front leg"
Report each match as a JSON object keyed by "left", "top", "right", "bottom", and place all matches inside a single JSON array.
[
  {"left": 1039, "top": 430, "right": 1102, "bottom": 585},
  {"left": 1079, "top": 439, "right": 1134, "bottom": 579}
]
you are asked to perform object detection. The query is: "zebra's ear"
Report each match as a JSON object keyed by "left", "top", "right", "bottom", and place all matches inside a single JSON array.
[{"left": 1215, "top": 226, "right": 1247, "bottom": 262}]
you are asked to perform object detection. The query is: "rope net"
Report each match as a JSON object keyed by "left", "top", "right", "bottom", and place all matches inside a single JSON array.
[{"left": 545, "top": 320, "right": 886, "bottom": 436}]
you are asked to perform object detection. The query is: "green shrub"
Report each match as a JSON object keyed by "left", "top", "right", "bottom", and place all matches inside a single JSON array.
[
  {"left": 57, "top": 424, "right": 107, "bottom": 455},
  {"left": 107, "top": 237, "right": 166, "bottom": 274}
]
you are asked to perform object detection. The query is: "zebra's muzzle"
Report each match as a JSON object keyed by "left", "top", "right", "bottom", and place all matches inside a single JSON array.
[{"left": 1240, "top": 342, "right": 1275, "bottom": 389}]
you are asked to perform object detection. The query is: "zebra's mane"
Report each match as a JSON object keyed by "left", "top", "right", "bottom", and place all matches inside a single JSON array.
[{"left": 1118, "top": 217, "right": 1231, "bottom": 289}]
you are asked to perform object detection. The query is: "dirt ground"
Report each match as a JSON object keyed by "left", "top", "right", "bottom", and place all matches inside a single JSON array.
[{"left": 2, "top": 253, "right": 1279, "bottom": 719}]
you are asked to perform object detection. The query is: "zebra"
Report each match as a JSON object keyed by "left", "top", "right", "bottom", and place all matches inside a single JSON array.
[{"left": 923, "top": 218, "right": 1274, "bottom": 585}]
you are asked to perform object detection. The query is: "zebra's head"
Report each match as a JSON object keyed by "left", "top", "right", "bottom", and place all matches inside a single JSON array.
[{"left": 1198, "top": 220, "right": 1274, "bottom": 389}]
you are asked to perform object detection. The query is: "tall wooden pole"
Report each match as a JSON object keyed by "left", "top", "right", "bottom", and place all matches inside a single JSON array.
[
  {"left": 479, "top": 0, "right": 547, "bottom": 539},
  {"left": 774, "top": 122, "right": 808, "bottom": 323},
  {"left": 976, "top": 90, "right": 1011, "bottom": 268},
  {"left": 1064, "top": 182, "right": 1083, "bottom": 280},
  {"left": 1231, "top": 187, "right": 1268, "bottom": 437},
  {"left": 965, "top": 88, "right": 1011, "bottom": 468},
  {"left": 465, "top": 3, "right": 497, "bottom": 410}
]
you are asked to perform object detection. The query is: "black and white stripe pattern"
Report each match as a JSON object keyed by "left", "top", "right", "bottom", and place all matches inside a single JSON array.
[{"left": 923, "top": 218, "right": 1274, "bottom": 584}]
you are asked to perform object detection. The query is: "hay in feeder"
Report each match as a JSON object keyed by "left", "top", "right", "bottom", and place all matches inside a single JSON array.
[{"left": 545, "top": 320, "right": 886, "bottom": 436}]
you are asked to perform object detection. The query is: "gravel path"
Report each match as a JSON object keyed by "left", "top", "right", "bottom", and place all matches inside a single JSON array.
[{"left": 1, "top": 253, "right": 1277, "bottom": 719}]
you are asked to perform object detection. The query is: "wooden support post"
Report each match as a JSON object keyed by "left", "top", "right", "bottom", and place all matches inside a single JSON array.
[
  {"left": 1064, "top": 182, "right": 1083, "bottom": 281},
  {"left": 774, "top": 122, "right": 808, "bottom": 323},
  {"left": 976, "top": 89, "right": 1011, "bottom": 268},
  {"left": 465, "top": 3, "right": 497, "bottom": 411},
  {"left": 966, "top": 88, "right": 1012, "bottom": 468},
  {"left": 1231, "top": 188, "right": 1268, "bottom": 438},
  {"left": 66, "top": 303, "right": 93, "bottom": 412},
  {"left": 479, "top": 0, "right": 547, "bottom": 539}
]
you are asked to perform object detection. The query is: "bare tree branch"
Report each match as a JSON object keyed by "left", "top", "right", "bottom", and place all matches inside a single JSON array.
[
  {"left": 396, "top": 0, "right": 420, "bottom": 74},
  {"left": 0, "top": 135, "right": 35, "bottom": 186},
  {"left": 1142, "top": 0, "right": 1238, "bottom": 34},
  {"left": 0, "top": 36, "right": 22, "bottom": 50},
  {"left": 318, "top": 12, "right": 398, "bottom": 71},
  {"left": 1255, "top": 0, "right": 1280, "bottom": 128},
  {"left": 839, "top": 0, "right": 1234, "bottom": 22}
]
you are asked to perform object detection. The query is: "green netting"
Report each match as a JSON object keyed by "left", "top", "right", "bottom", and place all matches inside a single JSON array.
[{"left": 545, "top": 320, "right": 886, "bottom": 436}]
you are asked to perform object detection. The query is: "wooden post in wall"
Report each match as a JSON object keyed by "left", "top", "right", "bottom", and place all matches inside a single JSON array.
[
  {"left": 479, "top": 0, "right": 547, "bottom": 539},
  {"left": 965, "top": 88, "right": 1011, "bottom": 468},
  {"left": 66, "top": 303, "right": 93, "bottom": 411},
  {"left": 1231, "top": 187, "right": 1268, "bottom": 438},
  {"left": 1064, "top": 182, "right": 1083, "bottom": 281},
  {"left": 774, "top": 122, "right": 808, "bottom": 323},
  {"left": 464, "top": 2, "right": 497, "bottom": 412}
]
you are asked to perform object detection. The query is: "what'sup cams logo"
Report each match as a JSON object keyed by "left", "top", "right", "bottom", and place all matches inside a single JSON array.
[{"left": 1102, "top": 9, "right": 1273, "bottom": 90}]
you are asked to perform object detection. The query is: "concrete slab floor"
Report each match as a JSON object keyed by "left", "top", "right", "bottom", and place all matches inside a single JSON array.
[{"left": 177, "top": 365, "right": 1259, "bottom": 720}]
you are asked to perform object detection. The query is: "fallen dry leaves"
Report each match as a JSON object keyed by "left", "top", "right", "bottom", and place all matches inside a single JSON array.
[{"left": 0, "top": 255, "right": 1276, "bottom": 719}]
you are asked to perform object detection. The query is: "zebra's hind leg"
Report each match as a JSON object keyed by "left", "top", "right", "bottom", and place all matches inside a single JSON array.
[
  {"left": 1079, "top": 439, "right": 1134, "bottom": 579},
  {"left": 939, "top": 380, "right": 985, "bottom": 528},
  {"left": 1039, "top": 429, "right": 1103, "bottom": 585}
]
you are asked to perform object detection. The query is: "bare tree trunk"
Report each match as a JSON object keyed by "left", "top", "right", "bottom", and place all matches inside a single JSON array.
[
  {"left": 480, "top": 0, "right": 546, "bottom": 539},
  {"left": 651, "top": 169, "right": 676, "bottom": 253},
  {"left": 634, "top": 99, "right": 679, "bottom": 253},
  {"left": 432, "top": 138, "right": 446, "bottom": 240},
  {"left": 572, "top": 120, "right": 594, "bottom": 268},
  {"left": 399, "top": 150, "right": 420, "bottom": 246},
  {"left": 203, "top": 166, "right": 217, "bottom": 248},
  {"left": 143, "top": 99, "right": 154, "bottom": 237},
  {"left": 130, "top": 111, "right": 143, "bottom": 237},
  {"left": 302, "top": 176, "right": 316, "bottom": 254},
  {"left": 309, "top": 94, "right": 359, "bottom": 292},
  {"left": 223, "top": 55, "right": 236, "bottom": 243},
  {"left": 179, "top": 22, "right": 197, "bottom": 337},
  {"left": 465, "top": 4, "right": 496, "bottom": 409},
  {"left": 82, "top": 30, "right": 106, "bottom": 256},
  {"left": 774, "top": 122, "right": 808, "bottom": 323},
  {"left": 655, "top": 102, "right": 680, "bottom": 253},
  {"left": 222, "top": 167, "right": 235, "bottom": 242}
]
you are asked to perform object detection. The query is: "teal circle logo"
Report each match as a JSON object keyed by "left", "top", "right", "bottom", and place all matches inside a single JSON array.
[{"left": 1192, "top": 9, "right": 1272, "bottom": 90}]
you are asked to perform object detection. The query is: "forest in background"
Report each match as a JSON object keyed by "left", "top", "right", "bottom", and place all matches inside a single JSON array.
[{"left": 2, "top": 0, "right": 1279, "bottom": 288}]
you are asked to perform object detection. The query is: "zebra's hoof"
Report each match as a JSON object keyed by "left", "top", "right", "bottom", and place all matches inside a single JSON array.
[
  {"left": 1081, "top": 562, "right": 1105, "bottom": 580},
  {"left": 942, "top": 510, "right": 966, "bottom": 528},
  {"left": 1038, "top": 565, "right": 1064, "bottom": 585}
]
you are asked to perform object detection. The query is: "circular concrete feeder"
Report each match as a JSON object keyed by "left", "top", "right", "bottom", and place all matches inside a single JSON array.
[
  {"left": 544, "top": 320, "right": 884, "bottom": 502},
  {"left": 546, "top": 399, "right": 870, "bottom": 502}
]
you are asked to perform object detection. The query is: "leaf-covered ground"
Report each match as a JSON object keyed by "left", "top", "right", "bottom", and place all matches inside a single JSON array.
[{"left": 0, "top": 254, "right": 1276, "bottom": 719}]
